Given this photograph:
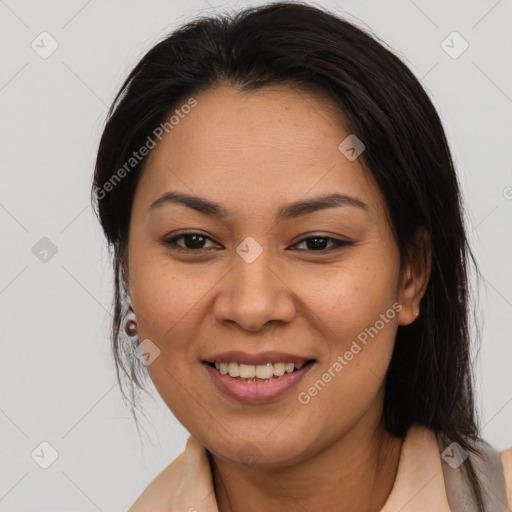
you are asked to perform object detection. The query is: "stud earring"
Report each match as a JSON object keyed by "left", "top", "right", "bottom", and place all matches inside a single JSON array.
[{"left": 123, "top": 301, "right": 138, "bottom": 338}]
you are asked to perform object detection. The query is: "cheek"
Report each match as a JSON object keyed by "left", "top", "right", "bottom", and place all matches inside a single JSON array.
[
  {"left": 299, "top": 252, "right": 400, "bottom": 396},
  {"left": 298, "top": 296, "right": 398, "bottom": 436},
  {"left": 303, "top": 251, "right": 400, "bottom": 342},
  {"left": 128, "top": 256, "right": 209, "bottom": 426},
  {"left": 129, "top": 250, "right": 213, "bottom": 344}
]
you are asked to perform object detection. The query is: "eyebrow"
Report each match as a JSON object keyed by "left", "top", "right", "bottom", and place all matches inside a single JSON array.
[{"left": 149, "top": 190, "right": 368, "bottom": 222}]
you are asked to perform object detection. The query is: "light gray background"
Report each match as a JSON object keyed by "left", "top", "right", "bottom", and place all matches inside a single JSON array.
[{"left": 1, "top": 0, "right": 511, "bottom": 510}]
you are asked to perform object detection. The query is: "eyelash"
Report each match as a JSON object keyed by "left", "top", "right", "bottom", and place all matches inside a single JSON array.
[{"left": 161, "top": 231, "right": 353, "bottom": 254}]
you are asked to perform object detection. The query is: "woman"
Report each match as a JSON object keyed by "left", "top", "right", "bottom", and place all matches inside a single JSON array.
[{"left": 91, "top": 2, "right": 512, "bottom": 511}]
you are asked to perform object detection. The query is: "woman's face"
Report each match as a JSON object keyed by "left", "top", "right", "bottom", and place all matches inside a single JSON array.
[{"left": 126, "top": 84, "right": 423, "bottom": 465}]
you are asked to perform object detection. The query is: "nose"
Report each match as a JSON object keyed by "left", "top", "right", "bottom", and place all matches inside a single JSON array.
[{"left": 212, "top": 248, "right": 296, "bottom": 332}]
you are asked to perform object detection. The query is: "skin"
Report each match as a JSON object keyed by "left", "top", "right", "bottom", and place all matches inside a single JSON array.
[{"left": 124, "top": 83, "right": 431, "bottom": 512}]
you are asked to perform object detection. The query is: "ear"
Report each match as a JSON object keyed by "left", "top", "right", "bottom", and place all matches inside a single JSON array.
[{"left": 397, "top": 226, "right": 432, "bottom": 326}]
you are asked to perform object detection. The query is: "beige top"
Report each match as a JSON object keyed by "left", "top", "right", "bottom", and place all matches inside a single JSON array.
[{"left": 128, "top": 424, "right": 512, "bottom": 512}]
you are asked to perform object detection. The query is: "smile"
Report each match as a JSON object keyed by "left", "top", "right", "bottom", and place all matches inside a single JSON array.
[
  {"left": 207, "top": 361, "right": 311, "bottom": 381},
  {"left": 202, "top": 360, "right": 316, "bottom": 403}
]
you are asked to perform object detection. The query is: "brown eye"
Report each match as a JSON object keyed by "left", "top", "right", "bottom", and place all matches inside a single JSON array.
[
  {"left": 161, "top": 232, "right": 353, "bottom": 254},
  {"left": 162, "top": 232, "right": 221, "bottom": 253},
  {"left": 292, "top": 236, "right": 353, "bottom": 252}
]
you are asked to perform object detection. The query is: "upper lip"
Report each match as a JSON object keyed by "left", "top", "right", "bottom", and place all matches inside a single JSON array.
[{"left": 203, "top": 350, "right": 315, "bottom": 366}]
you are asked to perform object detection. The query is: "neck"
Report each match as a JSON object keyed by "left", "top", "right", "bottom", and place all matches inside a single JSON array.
[{"left": 209, "top": 413, "right": 404, "bottom": 512}]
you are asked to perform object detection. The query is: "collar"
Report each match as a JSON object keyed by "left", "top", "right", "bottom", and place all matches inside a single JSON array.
[
  {"left": 380, "top": 424, "right": 451, "bottom": 511},
  {"left": 129, "top": 424, "right": 451, "bottom": 511}
]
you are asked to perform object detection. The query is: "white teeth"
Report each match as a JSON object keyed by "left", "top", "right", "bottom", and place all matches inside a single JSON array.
[
  {"left": 255, "top": 363, "right": 274, "bottom": 379},
  {"left": 228, "top": 362, "right": 239, "bottom": 377},
  {"left": 273, "top": 362, "right": 285, "bottom": 376},
  {"left": 212, "top": 361, "right": 309, "bottom": 379},
  {"left": 239, "top": 364, "right": 256, "bottom": 379}
]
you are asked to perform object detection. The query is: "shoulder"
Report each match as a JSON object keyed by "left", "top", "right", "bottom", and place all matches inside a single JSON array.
[
  {"left": 126, "top": 439, "right": 190, "bottom": 511},
  {"left": 126, "top": 436, "right": 217, "bottom": 512},
  {"left": 473, "top": 438, "right": 512, "bottom": 486},
  {"left": 436, "top": 431, "right": 512, "bottom": 511},
  {"left": 499, "top": 445, "right": 512, "bottom": 509}
]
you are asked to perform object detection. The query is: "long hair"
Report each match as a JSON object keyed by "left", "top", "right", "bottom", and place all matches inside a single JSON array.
[{"left": 91, "top": 2, "right": 485, "bottom": 508}]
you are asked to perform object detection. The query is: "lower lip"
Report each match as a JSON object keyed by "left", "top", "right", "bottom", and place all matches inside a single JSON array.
[{"left": 203, "top": 362, "right": 315, "bottom": 404}]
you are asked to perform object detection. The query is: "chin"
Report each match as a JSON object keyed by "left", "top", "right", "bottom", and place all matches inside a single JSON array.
[{"left": 197, "top": 429, "right": 314, "bottom": 468}]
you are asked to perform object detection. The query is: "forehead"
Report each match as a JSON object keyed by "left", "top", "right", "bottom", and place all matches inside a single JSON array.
[
  {"left": 152, "top": 83, "right": 350, "bottom": 164},
  {"left": 135, "top": 83, "right": 386, "bottom": 221}
]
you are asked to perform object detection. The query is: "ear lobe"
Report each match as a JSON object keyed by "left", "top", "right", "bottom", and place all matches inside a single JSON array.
[{"left": 397, "top": 227, "right": 432, "bottom": 326}]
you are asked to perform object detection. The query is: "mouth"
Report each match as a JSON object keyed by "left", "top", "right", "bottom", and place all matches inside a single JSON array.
[
  {"left": 203, "top": 360, "right": 316, "bottom": 382},
  {"left": 202, "top": 358, "right": 316, "bottom": 404}
]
